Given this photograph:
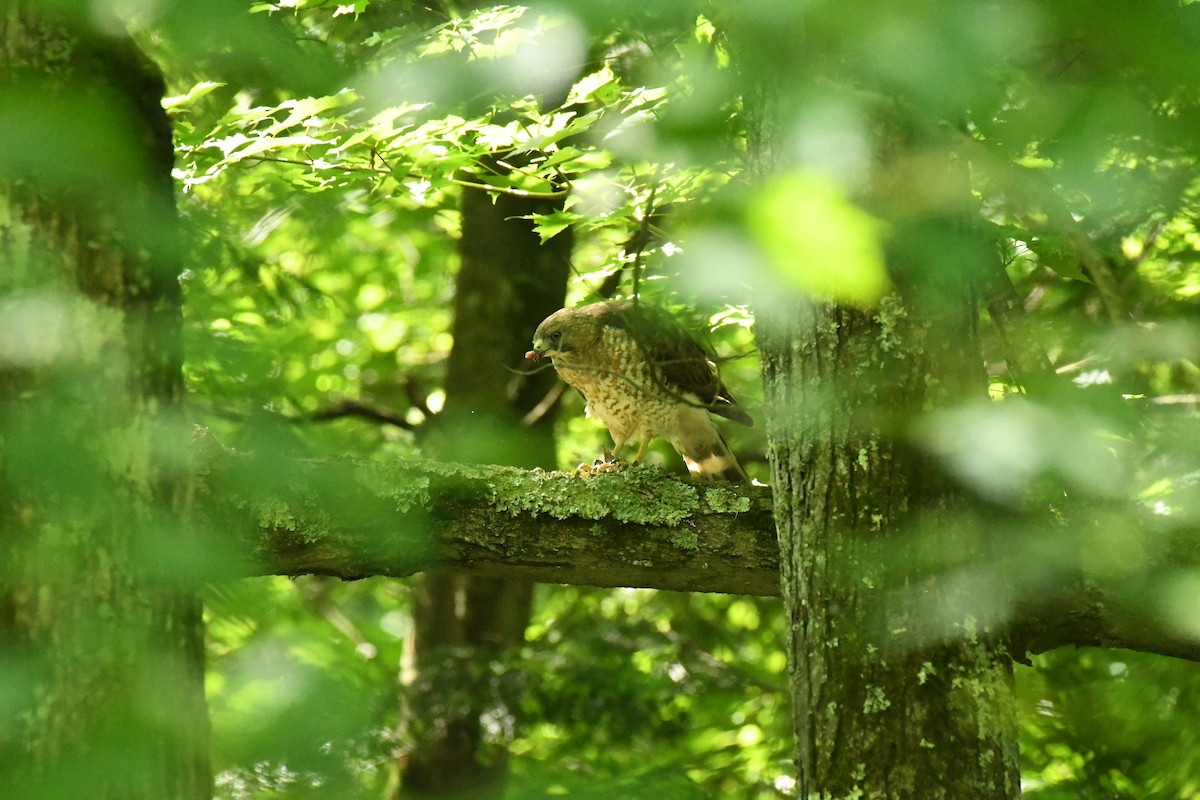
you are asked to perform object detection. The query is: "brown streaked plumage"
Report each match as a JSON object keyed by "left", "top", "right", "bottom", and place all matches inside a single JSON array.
[{"left": 526, "top": 300, "right": 752, "bottom": 482}]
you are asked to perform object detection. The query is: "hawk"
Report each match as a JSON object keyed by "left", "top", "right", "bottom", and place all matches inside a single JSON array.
[{"left": 525, "top": 300, "right": 753, "bottom": 482}]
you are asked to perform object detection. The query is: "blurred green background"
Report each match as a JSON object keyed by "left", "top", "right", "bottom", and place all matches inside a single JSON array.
[{"left": 3, "top": 0, "right": 1200, "bottom": 797}]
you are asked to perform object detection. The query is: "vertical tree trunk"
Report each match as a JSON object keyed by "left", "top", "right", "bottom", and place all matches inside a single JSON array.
[
  {"left": 0, "top": 7, "right": 210, "bottom": 799},
  {"left": 757, "top": 298, "right": 1020, "bottom": 798},
  {"left": 398, "top": 182, "right": 570, "bottom": 797},
  {"left": 739, "top": 33, "right": 1022, "bottom": 800}
]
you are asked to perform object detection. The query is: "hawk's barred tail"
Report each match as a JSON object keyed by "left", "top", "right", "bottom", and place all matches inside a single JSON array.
[{"left": 680, "top": 430, "right": 749, "bottom": 484}]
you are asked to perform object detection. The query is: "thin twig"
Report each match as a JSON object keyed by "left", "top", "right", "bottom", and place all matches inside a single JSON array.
[
  {"left": 522, "top": 381, "right": 570, "bottom": 426},
  {"left": 304, "top": 399, "right": 416, "bottom": 429}
]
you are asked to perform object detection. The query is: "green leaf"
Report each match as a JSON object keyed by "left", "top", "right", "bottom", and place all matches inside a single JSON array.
[
  {"left": 543, "top": 147, "right": 612, "bottom": 172},
  {"left": 567, "top": 66, "right": 618, "bottom": 106},
  {"left": 333, "top": 1, "right": 369, "bottom": 17},
  {"left": 530, "top": 209, "right": 582, "bottom": 242},
  {"left": 221, "top": 134, "right": 328, "bottom": 163},
  {"left": 748, "top": 171, "right": 890, "bottom": 306},
  {"left": 163, "top": 81, "right": 226, "bottom": 112},
  {"left": 1030, "top": 236, "right": 1091, "bottom": 283},
  {"left": 476, "top": 121, "right": 522, "bottom": 150}
]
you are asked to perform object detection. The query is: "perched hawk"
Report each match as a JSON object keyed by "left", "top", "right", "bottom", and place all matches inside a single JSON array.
[{"left": 526, "top": 300, "right": 753, "bottom": 482}]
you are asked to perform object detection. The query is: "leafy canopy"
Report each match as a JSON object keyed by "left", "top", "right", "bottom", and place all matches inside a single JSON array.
[{"left": 50, "top": 0, "right": 1200, "bottom": 796}]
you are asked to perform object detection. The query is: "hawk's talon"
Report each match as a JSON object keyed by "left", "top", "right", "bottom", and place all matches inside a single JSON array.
[{"left": 571, "top": 457, "right": 624, "bottom": 477}]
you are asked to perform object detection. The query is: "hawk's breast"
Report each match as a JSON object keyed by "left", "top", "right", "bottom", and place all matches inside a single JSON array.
[{"left": 554, "top": 326, "right": 679, "bottom": 442}]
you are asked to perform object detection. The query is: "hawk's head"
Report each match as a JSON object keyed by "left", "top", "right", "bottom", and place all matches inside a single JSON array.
[{"left": 526, "top": 306, "right": 601, "bottom": 365}]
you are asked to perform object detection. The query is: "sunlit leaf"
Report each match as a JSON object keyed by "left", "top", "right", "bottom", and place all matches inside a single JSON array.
[
  {"left": 163, "top": 81, "right": 226, "bottom": 111},
  {"left": 530, "top": 209, "right": 582, "bottom": 242},
  {"left": 748, "top": 171, "right": 889, "bottom": 306},
  {"left": 567, "top": 65, "right": 618, "bottom": 106}
]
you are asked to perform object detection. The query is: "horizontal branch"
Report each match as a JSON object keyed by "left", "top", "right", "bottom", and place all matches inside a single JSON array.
[
  {"left": 197, "top": 448, "right": 780, "bottom": 596},
  {"left": 196, "top": 443, "right": 1200, "bottom": 662},
  {"left": 1009, "top": 524, "right": 1200, "bottom": 663}
]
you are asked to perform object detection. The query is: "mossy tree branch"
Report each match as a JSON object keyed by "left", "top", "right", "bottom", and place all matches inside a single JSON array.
[
  {"left": 199, "top": 449, "right": 780, "bottom": 596},
  {"left": 199, "top": 448, "right": 1200, "bottom": 662}
]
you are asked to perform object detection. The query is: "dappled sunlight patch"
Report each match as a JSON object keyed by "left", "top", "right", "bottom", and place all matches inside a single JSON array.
[
  {"left": 747, "top": 171, "right": 890, "bottom": 307},
  {"left": 1159, "top": 571, "right": 1200, "bottom": 642},
  {"left": 916, "top": 401, "right": 1129, "bottom": 504}
]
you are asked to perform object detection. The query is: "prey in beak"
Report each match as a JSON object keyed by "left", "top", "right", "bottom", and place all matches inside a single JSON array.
[
  {"left": 526, "top": 309, "right": 574, "bottom": 366},
  {"left": 525, "top": 336, "right": 552, "bottom": 363}
]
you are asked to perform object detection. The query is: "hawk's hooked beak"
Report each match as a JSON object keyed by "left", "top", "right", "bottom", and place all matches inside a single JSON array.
[{"left": 525, "top": 338, "right": 547, "bottom": 362}]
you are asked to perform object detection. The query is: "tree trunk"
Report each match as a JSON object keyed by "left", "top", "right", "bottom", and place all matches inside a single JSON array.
[
  {"left": 0, "top": 7, "right": 210, "bottom": 799},
  {"left": 758, "top": 299, "right": 1020, "bottom": 798},
  {"left": 741, "top": 41, "right": 1022, "bottom": 800},
  {"left": 398, "top": 182, "right": 570, "bottom": 797}
]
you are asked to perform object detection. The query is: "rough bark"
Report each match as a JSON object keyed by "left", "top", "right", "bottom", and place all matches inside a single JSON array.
[
  {"left": 231, "top": 458, "right": 775, "bottom": 593},
  {"left": 195, "top": 449, "right": 1200, "bottom": 662},
  {"left": 758, "top": 299, "right": 1021, "bottom": 799},
  {"left": 0, "top": 7, "right": 210, "bottom": 799},
  {"left": 398, "top": 179, "right": 571, "bottom": 797},
  {"left": 737, "top": 24, "right": 1022, "bottom": 799}
]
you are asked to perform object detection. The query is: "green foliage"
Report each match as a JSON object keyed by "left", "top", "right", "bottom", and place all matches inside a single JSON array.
[
  {"left": 206, "top": 577, "right": 408, "bottom": 798},
  {"left": 508, "top": 588, "right": 790, "bottom": 799},
  {"left": 161, "top": 4, "right": 785, "bottom": 796},
  {"left": 7, "top": 0, "right": 1200, "bottom": 797},
  {"left": 165, "top": 0, "right": 1200, "bottom": 796},
  {"left": 748, "top": 171, "right": 890, "bottom": 306},
  {"left": 1018, "top": 651, "right": 1200, "bottom": 799}
]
